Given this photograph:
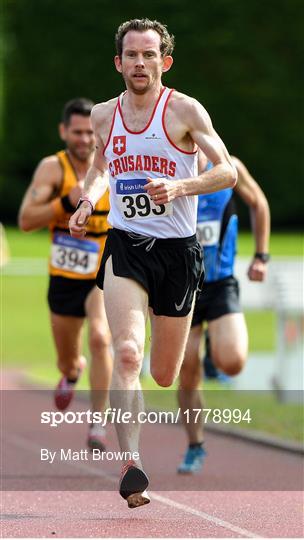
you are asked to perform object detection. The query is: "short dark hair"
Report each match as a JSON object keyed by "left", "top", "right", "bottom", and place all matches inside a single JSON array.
[
  {"left": 115, "top": 18, "right": 175, "bottom": 58},
  {"left": 62, "top": 98, "right": 94, "bottom": 125}
]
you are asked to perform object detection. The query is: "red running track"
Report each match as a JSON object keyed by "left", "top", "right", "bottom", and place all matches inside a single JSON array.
[{"left": 1, "top": 371, "right": 303, "bottom": 538}]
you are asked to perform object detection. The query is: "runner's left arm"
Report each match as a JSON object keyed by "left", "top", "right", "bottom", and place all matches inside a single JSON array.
[{"left": 145, "top": 97, "right": 237, "bottom": 202}]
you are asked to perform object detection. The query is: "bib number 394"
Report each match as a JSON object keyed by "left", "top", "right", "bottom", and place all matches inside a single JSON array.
[
  {"left": 51, "top": 234, "right": 99, "bottom": 275},
  {"left": 116, "top": 179, "right": 173, "bottom": 220}
]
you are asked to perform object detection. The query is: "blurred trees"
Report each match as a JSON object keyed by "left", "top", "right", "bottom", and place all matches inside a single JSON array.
[{"left": 1, "top": 0, "right": 302, "bottom": 228}]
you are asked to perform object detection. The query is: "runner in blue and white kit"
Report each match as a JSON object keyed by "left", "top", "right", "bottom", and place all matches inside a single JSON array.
[
  {"left": 177, "top": 154, "right": 270, "bottom": 473},
  {"left": 69, "top": 18, "right": 237, "bottom": 507}
]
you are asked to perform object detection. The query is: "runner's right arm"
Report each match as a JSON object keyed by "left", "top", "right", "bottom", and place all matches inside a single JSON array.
[
  {"left": 18, "top": 156, "right": 84, "bottom": 232},
  {"left": 18, "top": 156, "right": 63, "bottom": 231}
]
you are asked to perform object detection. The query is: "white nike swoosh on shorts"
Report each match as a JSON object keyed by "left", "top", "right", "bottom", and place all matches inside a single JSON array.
[{"left": 175, "top": 285, "right": 190, "bottom": 312}]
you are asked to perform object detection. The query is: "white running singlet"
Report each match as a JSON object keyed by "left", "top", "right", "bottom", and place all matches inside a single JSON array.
[{"left": 103, "top": 87, "right": 198, "bottom": 238}]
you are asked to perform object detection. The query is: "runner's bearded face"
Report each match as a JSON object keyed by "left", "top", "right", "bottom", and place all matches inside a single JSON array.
[
  {"left": 116, "top": 30, "right": 164, "bottom": 94},
  {"left": 60, "top": 114, "right": 95, "bottom": 162}
]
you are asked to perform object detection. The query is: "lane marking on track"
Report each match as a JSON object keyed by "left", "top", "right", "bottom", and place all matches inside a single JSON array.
[
  {"left": 5, "top": 433, "right": 261, "bottom": 538},
  {"left": 150, "top": 493, "right": 261, "bottom": 538}
]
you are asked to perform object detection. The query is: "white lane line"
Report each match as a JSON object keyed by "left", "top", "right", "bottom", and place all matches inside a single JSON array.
[
  {"left": 151, "top": 493, "right": 261, "bottom": 538},
  {"left": 6, "top": 434, "right": 261, "bottom": 537},
  {"left": 2, "top": 257, "right": 47, "bottom": 276}
]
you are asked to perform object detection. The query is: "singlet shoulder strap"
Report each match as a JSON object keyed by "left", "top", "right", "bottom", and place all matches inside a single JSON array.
[{"left": 103, "top": 97, "right": 120, "bottom": 155}]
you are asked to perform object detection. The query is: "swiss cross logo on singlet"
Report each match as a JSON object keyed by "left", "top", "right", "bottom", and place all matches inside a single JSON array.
[{"left": 113, "top": 135, "right": 126, "bottom": 156}]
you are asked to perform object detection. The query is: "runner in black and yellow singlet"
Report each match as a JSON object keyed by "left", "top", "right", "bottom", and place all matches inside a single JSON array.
[
  {"left": 18, "top": 98, "right": 113, "bottom": 451},
  {"left": 49, "top": 149, "right": 109, "bottom": 283}
]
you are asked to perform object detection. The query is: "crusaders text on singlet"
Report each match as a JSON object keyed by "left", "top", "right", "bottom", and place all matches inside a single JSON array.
[
  {"left": 49, "top": 150, "right": 110, "bottom": 279},
  {"left": 196, "top": 161, "right": 238, "bottom": 282},
  {"left": 103, "top": 87, "right": 198, "bottom": 238}
]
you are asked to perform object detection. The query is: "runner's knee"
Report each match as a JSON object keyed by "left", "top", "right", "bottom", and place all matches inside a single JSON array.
[
  {"left": 213, "top": 348, "right": 246, "bottom": 376},
  {"left": 151, "top": 366, "right": 177, "bottom": 388},
  {"left": 152, "top": 372, "right": 175, "bottom": 387},
  {"left": 89, "top": 328, "right": 111, "bottom": 355},
  {"left": 115, "top": 340, "right": 142, "bottom": 375}
]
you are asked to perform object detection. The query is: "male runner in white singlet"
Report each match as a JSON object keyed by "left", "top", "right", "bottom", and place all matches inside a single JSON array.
[{"left": 69, "top": 18, "right": 237, "bottom": 508}]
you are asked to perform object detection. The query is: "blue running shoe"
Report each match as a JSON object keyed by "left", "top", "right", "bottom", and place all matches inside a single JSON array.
[{"left": 177, "top": 446, "right": 207, "bottom": 474}]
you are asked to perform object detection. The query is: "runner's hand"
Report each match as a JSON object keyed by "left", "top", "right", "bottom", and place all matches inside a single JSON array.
[
  {"left": 144, "top": 177, "right": 179, "bottom": 204},
  {"left": 247, "top": 258, "right": 267, "bottom": 281},
  {"left": 69, "top": 203, "right": 92, "bottom": 238}
]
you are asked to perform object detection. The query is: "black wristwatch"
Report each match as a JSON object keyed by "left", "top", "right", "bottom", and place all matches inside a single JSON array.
[
  {"left": 61, "top": 194, "right": 76, "bottom": 213},
  {"left": 254, "top": 252, "right": 270, "bottom": 263}
]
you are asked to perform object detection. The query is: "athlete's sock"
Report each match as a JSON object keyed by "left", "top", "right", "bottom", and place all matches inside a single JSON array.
[
  {"left": 66, "top": 376, "right": 78, "bottom": 384},
  {"left": 189, "top": 442, "right": 204, "bottom": 450}
]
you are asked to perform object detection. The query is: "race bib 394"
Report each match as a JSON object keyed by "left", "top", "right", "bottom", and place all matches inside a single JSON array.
[{"left": 51, "top": 234, "right": 99, "bottom": 275}]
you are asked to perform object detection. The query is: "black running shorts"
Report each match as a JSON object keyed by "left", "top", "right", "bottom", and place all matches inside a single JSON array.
[
  {"left": 96, "top": 228, "right": 204, "bottom": 317},
  {"left": 191, "top": 275, "right": 241, "bottom": 326},
  {"left": 47, "top": 275, "right": 96, "bottom": 317}
]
